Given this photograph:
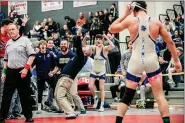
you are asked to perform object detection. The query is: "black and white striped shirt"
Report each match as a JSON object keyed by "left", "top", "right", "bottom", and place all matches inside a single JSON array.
[{"left": 4, "top": 36, "right": 35, "bottom": 69}]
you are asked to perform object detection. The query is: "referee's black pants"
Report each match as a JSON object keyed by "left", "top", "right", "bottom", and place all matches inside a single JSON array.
[{"left": 0, "top": 68, "right": 33, "bottom": 119}]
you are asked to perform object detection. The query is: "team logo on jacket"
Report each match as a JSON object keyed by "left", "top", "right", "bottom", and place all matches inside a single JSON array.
[{"left": 47, "top": 54, "right": 50, "bottom": 57}]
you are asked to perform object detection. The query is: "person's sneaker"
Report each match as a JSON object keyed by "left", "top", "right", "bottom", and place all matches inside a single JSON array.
[
  {"left": 80, "top": 110, "right": 86, "bottom": 114},
  {"left": 12, "top": 112, "right": 21, "bottom": 118},
  {"left": 93, "top": 97, "right": 99, "bottom": 109},
  {"left": 65, "top": 113, "right": 77, "bottom": 119},
  {"left": 7, "top": 114, "right": 18, "bottom": 119},
  {"left": 98, "top": 107, "right": 104, "bottom": 112},
  {"left": 114, "top": 98, "right": 119, "bottom": 102},
  {"left": 25, "top": 118, "right": 34, "bottom": 122},
  {"left": 167, "top": 79, "right": 175, "bottom": 89}
]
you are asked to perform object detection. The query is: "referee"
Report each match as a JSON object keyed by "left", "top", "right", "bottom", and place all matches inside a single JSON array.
[{"left": 0, "top": 23, "right": 35, "bottom": 123}]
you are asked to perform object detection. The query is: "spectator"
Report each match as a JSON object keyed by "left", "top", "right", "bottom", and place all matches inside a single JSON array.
[
  {"left": 47, "top": 17, "right": 59, "bottom": 36},
  {"left": 99, "top": 11, "right": 105, "bottom": 23},
  {"left": 110, "top": 65, "right": 125, "bottom": 102},
  {"left": 32, "top": 40, "right": 57, "bottom": 114},
  {"left": 167, "top": 47, "right": 184, "bottom": 87},
  {"left": 87, "top": 12, "right": 94, "bottom": 30},
  {"left": 104, "top": 33, "right": 121, "bottom": 75},
  {"left": 103, "top": 9, "right": 110, "bottom": 33},
  {"left": 164, "top": 18, "right": 174, "bottom": 35},
  {"left": 60, "top": 25, "right": 69, "bottom": 39},
  {"left": 52, "top": 32, "right": 61, "bottom": 48},
  {"left": 46, "top": 37, "right": 59, "bottom": 56},
  {"left": 136, "top": 72, "right": 151, "bottom": 101},
  {"left": 109, "top": 3, "right": 118, "bottom": 20},
  {"left": 94, "top": 11, "right": 99, "bottom": 19},
  {"left": 90, "top": 17, "right": 103, "bottom": 45},
  {"left": 66, "top": 31, "right": 76, "bottom": 51},
  {"left": 64, "top": 16, "right": 76, "bottom": 32},
  {"left": 172, "top": 30, "right": 183, "bottom": 47},
  {"left": 120, "top": 41, "right": 132, "bottom": 75},
  {"left": 76, "top": 12, "right": 88, "bottom": 28},
  {"left": 29, "top": 21, "right": 41, "bottom": 38}
]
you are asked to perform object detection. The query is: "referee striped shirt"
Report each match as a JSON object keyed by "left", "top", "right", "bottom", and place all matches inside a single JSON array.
[{"left": 4, "top": 36, "right": 36, "bottom": 69}]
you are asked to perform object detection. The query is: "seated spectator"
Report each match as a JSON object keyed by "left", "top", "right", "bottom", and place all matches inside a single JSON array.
[
  {"left": 64, "top": 16, "right": 76, "bottom": 32},
  {"left": 38, "top": 22, "right": 47, "bottom": 40},
  {"left": 52, "top": 32, "right": 61, "bottom": 48},
  {"left": 136, "top": 72, "right": 151, "bottom": 101},
  {"left": 110, "top": 65, "right": 125, "bottom": 102},
  {"left": 29, "top": 21, "right": 41, "bottom": 38},
  {"left": 47, "top": 17, "right": 59, "bottom": 36},
  {"left": 164, "top": 18, "right": 175, "bottom": 34},
  {"left": 76, "top": 12, "right": 88, "bottom": 29},
  {"left": 172, "top": 30, "right": 183, "bottom": 47},
  {"left": 167, "top": 47, "right": 184, "bottom": 88},
  {"left": 60, "top": 25, "right": 69, "bottom": 39}
]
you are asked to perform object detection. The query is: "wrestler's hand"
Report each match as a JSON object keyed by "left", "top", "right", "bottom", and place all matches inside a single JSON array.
[
  {"left": 125, "top": 4, "right": 133, "bottom": 15},
  {"left": 174, "top": 60, "right": 182, "bottom": 73}
]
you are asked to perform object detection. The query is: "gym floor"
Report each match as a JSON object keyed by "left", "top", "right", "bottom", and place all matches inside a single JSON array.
[{"left": 5, "top": 105, "right": 184, "bottom": 123}]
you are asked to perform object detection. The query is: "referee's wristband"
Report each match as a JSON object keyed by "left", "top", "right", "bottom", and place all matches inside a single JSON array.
[
  {"left": 24, "top": 64, "right": 31, "bottom": 70},
  {"left": 2, "top": 68, "right": 7, "bottom": 74}
]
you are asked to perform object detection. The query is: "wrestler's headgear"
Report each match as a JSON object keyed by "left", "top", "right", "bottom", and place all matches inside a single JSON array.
[{"left": 130, "top": 1, "right": 147, "bottom": 12}]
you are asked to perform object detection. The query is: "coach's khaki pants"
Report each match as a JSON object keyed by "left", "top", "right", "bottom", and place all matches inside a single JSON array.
[
  {"left": 69, "top": 77, "right": 85, "bottom": 111},
  {"left": 55, "top": 77, "right": 75, "bottom": 114},
  {"left": 55, "top": 77, "right": 85, "bottom": 114}
]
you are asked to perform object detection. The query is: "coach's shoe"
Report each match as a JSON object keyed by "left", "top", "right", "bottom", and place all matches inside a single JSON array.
[
  {"left": 65, "top": 113, "right": 77, "bottom": 119},
  {"left": 25, "top": 118, "right": 34, "bottom": 122},
  {"left": 98, "top": 107, "right": 104, "bottom": 112}
]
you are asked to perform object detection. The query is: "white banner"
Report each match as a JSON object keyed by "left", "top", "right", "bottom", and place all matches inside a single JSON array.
[
  {"left": 73, "top": 0, "right": 97, "bottom": 8},
  {"left": 8, "top": 2, "right": 27, "bottom": 15},
  {"left": 42, "top": 1, "right": 63, "bottom": 12}
]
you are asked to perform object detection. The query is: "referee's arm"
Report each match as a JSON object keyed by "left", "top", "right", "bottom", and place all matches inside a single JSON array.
[{"left": 25, "top": 38, "right": 36, "bottom": 66}]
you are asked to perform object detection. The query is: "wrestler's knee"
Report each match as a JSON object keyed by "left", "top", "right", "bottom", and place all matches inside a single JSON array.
[{"left": 120, "top": 87, "right": 136, "bottom": 106}]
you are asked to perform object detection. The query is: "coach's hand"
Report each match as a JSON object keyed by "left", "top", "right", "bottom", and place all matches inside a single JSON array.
[
  {"left": 20, "top": 68, "right": 28, "bottom": 78},
  {"left": 174, "top": 60, "right": 182, "bottom": 73},
  {"left": 1, "top": 73, "right": 6, "bottom": 83},
  {"left": 48, "top": 71, "right": 54, "bottom": 77}
]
